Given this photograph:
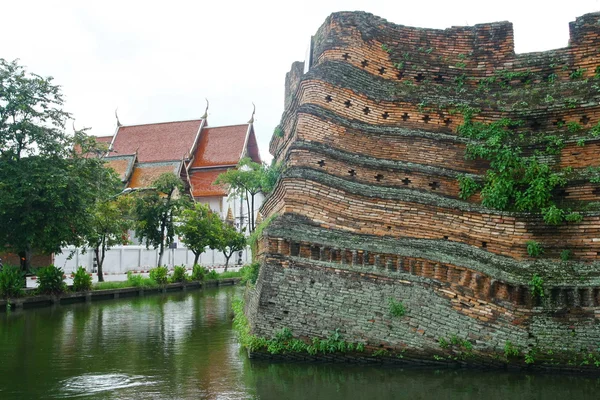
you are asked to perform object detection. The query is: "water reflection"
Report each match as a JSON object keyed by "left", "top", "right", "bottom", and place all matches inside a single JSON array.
[{"left": 1, "top": 287, "right": 599, "bottom": 399}]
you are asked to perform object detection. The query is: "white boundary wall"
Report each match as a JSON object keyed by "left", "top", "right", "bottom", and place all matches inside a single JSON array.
[{"left": 54, "top": 245, "right": 252, "bottom": 274}]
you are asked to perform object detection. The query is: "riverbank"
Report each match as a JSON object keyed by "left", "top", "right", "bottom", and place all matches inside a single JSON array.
[{"left": 1, "top": 277, "right": 240, "bottom": 312}]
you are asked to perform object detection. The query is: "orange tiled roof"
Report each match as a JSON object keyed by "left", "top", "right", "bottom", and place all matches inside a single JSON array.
[
  {"left": 74, "top": 135, "right": 113, "bottom": 157},
  {"left": 104, "top": 154, "right": 136, "bottom": 183},
  {"left": 190, "top": 169, "right": 229, "bottom": 197},
  {"left": 127, "top": 162, "right": 181, "bottom": 189},
  {"left": 112, "top": 120, "right": 202, "bottom": 163},
  {"left": 95, "top": 135, "right": 113, "bottom": 144},
  {"left": 191, "top": 124, "right": 251, "bottom": 168}
]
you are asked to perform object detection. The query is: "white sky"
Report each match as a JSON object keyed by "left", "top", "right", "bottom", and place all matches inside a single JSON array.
[{"left": 1, "top": 0, "right": 599, "bottom": 162}]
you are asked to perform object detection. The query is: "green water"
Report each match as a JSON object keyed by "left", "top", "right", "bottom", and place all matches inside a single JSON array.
[{"left": 1, "top": 287, "right": 599, "bottom": 399}]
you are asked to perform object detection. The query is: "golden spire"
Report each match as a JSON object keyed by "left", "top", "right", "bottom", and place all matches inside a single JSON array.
[{"left": 226, "top": 206, "right": 234, "bottom": 225}]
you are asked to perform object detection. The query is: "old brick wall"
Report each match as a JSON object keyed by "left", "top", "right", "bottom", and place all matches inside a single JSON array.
[{"left": 250, "top": 11, "right": 600, "bottom": 368}]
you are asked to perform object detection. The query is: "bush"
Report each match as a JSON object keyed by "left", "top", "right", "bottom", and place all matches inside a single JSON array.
[
  {"left": 241, "top": 262, "right": 260, "bottom": 285},
  {"left": 191, "top": 264, "right": 208, "bottom": 281},
  {"left": 0, "top": 265, "right": 24, "bottom": 298},
  {"left": 126, "top": 271, "right": 158, "bottom": 288},
  {"left": 37, "top": 265, "right": 66, "bottom": 294},
  {"left": 149, "top": 266, "right": 168, "bottom": 285},
  {"left": 206, "top": 269, "right": 219, "bottom": 280},
  {"left": 72, "top": 267, "right": 92, "bottom": 292},
  {"left": 388, "top": 298, "right": 406, "bottom": 317},
  {"left": 171, "top": 265, "right": 188, "bottom": 283},
  {"left": 560, "top": 249, "right": 572, "bottom": 261},
  {"left": 526, "top": 240, "right": 543, "bottom": 258}
]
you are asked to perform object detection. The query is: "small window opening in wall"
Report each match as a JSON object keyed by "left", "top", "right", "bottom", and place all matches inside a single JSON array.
[
  {"left": 593, "top": 187, "right": 600, "bottom": 196},
  {"left": 542, "top": 73, "right": 553, "bottom": 83},
  {"left": 363, "top": 107, "right": 370, "bottom": 115},
  {"left": 378, "top": 67, "right": 386, "bottom": 75},
  {"left": 443, "top": 117, "right": 452, "bottom": 126},
  {"left": 555, "top": 189, "right": 568, "bottom": 197},
  {"left": 348, "top": 169, "right": 357, "bottom": 177},
  {"left": 401, "top": 112, "right": 410, "bottom": 121},
  {"left": 382, "top": 111, "right": 390, "bottom": 119},
  {"left": 433, "top": 74, "right": 444, "bottom": 83},
  {"left": 387, "top": 226, "right": 392, "bottom": 230},
  {"left": 375, "top": 174, "right": 384, "bottom": 182},
  {"left": 397, "top": 71, "right": 404, "bottom": 80},
  {"left": 429, "top": 181, "right": 440, "bottom": 190},
  {"left": 361, "top": 60, "right": 369, "bottom": 68},
  {"left": 530, "top": 120, "right": 542, "bottom": 131},
  {"left": 481, "top": 241, "right": 487, "bottom": 248},
  {"left": 317, "top": 160, "right": 326, "bottom": 167},
  {"left": 422, "top": 115, "right": 431, "bottom": 123},
  {"left": 414, "top": 73, "right": 425, "bottom": 82},
  {"left": 553, "top": 117, "right": 565, "bottom": 126},
  {"left": 344, "top": 99, "right": 352, "bottom": 108},
  {"left": 342, "top": 53, "right": 351, "bottom": 60},
  {"left": 443, "top": 236, "right": 448, "bottom": 240},
  {"left": 283, "top": 310, "right": 289, "bottom": 315},
  {"left": 401, "top": 177, "right": 411, "bottom": 185},
  {"left": 325, "top": 95, "right": 332, "bottom": 103},
  {"left": 580, "top": 115, "right": 590, "bottom": 125}
]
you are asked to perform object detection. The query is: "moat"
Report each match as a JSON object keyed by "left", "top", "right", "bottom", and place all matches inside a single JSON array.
[{"left": 0, "top": 286, "right": 599, "bottom": 399}]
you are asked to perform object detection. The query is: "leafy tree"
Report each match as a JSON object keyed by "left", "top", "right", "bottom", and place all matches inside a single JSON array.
[
  {"left": 85, "top": 193, "right": 133, "bottom": 282},
  {"left": 176, "top": 202, "right": 221, "bottom": 266},
  {"left": 211, "top": 222, "right": 247, "bottom": 271},
  {"left": 0, "top": 59, "right": 109, "bottom": 271},
  {"left": 215, "top": 157, "right": 281, "bottom": 233},
  {"left": 134, "top": 173, "right": 189, "bottom": 266}
]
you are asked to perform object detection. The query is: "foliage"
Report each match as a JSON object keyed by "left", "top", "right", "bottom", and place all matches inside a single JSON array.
[
  {"left": 94, "top": 273, "right": 158, "bottom": 290},
  {"left": 260, "top": 160, "right": 282, "bottom": 195},
  {"left": 0, "top": 265, "right": 24, "bottom": 298},
  {"left": 72, "top": 266, "right": 92, "bottom": 292},
  {"left": 504, "top": 341, "right": 520, "bottom": 358},
  {"left": 457, "top": 175, "right": 481, "bottom": 200},
  {"left": 134, "top": 173, "right": 189, "bottom": 266},
  {"left": 206, "top": 269, "right": 219, "bottom": 280},
  {"left": 542, "top": 205, "right": 565, "bottom": 225},
  {"left": 560, "top": 249, "right": 572, "bottom": 261},
  {"left": 0, "top": 59, "right": 111, "bottom": 271},
  {"left": 388, "top": 298, "right": 406, "bottom": 317},
  {"left": 529, "top": 274, "right": 544, "bottom": 298},
  {"left": 381, "top": 43, "right": 392, "bottom": 53},
  {"left": 457, "top": 114, "right": 568, "bottom": 227},
  {"left": 176, "top": 203, "right": 221, "bottom": 266},
  {"left": 569, "top": 68, "right": 585, "bottom": 80},
  {"left": 191, "top": 264, "right": 208, "bottom": 281},
  {"left": 564, "top": 212, "right": 583, "bottom": 223},
  {"left": 273, "top": 125, "right": 284, "bottom": 138},
  {"left": 170, "top": 265, "right": 188, "bottom": 283},
  {"left": 526, "top": 241, "right": 543, "bottom": 258},
  {"left": 566, "top": 122, "right": 582, "bottom": 133},
  {"left": 36, "top": 265, "right": 66, "bottom": 294},
  {"left": 211, "top": 222, "right": 246, "bottom": 271},
  {"left": 248, "top": 213, "right": 277, "bottom": 252},
  {"left": 84, "top": 190, "right": 133, "bottom": 282},
  {"left": 149, "top": 266, "right": 168, "bottom": 285},
  {"left": 241, "top": 261, "right": 260, "bottom": 285}
]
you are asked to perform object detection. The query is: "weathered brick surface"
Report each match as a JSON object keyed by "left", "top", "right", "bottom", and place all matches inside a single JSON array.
[{"left": 251, "top": 11, "right": 600, "bottom": 369}]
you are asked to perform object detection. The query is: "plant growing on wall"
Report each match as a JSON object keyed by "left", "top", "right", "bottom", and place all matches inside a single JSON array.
[{"left": 528, "top": 274, "right": 544, "bottom": 298}]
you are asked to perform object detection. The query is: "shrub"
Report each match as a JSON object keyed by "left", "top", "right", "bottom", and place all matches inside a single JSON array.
[
  {"left": 149, "top": 266, "right": 168, "bottom": 285},
  {"left": 171, "top": 265, "right": 187, "bottom": 283},
  {"left": 72, "top": 267, "right": 92, "bottom": 292},
  {"left": 529, "top": 274, "right": 544, "bottom": 298},
  {"left": 191, "top": 264, "right": 208, "bottom": 281},
  {"left": 126, "top": 271, "right": 158, "bottom": 288},
  {"left": 241, "top": 262, "right": 260, "bottom": 285},
  {"left": 206, "top": 269, "right": 219, "bottom": 280},
  {"left": 526, "top": 240, "right": 543, "bottom": 258},
  {"left": 37, "top": 265, "right": 66, "bottom": 294},
  {"left": 0, "top": 265, "right": 24, "bottom": 298},
  {"left": 560, "top": 249, "right": 572, "bottom": 261},
  {"left": 388, "top": 298, "right": 406, "bottom": 317}
]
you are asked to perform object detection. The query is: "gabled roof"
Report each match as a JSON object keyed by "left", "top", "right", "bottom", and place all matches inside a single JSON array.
[
  {"left": 127, "top": 161, "right": 181, "bottom": 189},
  {"left": 189, "top": 168, "right": 229, "bottom": 197},
  {"left": 95, "top": 135, "right": 113, "bottom": 144},
  {"left": 190, "top": 124, "right": 260, "bottom": 168},
  {"left": 104, "top": 154, "right": 136, "bottom": 183},
  {"left": 111, "top": 120, "right": 202, "bottom": 163}
]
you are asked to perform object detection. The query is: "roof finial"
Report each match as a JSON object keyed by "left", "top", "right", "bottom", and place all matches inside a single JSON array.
[
  {"left": 247, "top": 102, "right": 255, "bottom": 124},
  {"left": 202, "top": 98, "right": 209, "bottom": 119},
  {"left": 115, "top": 108, "right": 122, "bottom": 127}
]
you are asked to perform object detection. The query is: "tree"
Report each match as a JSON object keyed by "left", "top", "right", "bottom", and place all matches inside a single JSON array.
[
  {"left": 215, "top": 157, "right": 280, "bottom": 233},
  {"left": 176, "top": 203, "right": 221, "bottom": 266},
  {"left": 212, "top": 222, "right": 247, "bottom": 271},
  {"left": 0, "top": 59, "right": 109, "bottom": 271},
  {"left": 134, "top": 173, "right": 189, "bottom": 266}
]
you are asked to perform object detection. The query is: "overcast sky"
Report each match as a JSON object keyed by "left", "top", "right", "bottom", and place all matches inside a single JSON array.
[{"left": 2, "top": 0, "right": 599, "bottom": 162}]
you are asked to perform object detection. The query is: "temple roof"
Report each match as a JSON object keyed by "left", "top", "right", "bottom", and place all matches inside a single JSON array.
[
  {"left": 189, "top": 168, "right": 229, "bottom": 197},
  {"left": 191, "top": 124, "right": 260, "bottom": 168}
]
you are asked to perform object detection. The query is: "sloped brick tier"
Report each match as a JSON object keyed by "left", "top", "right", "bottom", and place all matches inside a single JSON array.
[{"left": 248, "top": 11, "right": 600, "bottom": 370}]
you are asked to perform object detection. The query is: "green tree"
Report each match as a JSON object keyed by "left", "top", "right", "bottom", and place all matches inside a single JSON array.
[
  {"left": 134, "top": 173, "right": 189, "bottom": 266},
  {"left": 212, "top": 222, "right": 247, "bottom": 271},
  {"left": 215, "top": 157, "right": 280, "bottom": 233},
  {"left": 176, "top": 202, "right": 221, "bottom": 266}
]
